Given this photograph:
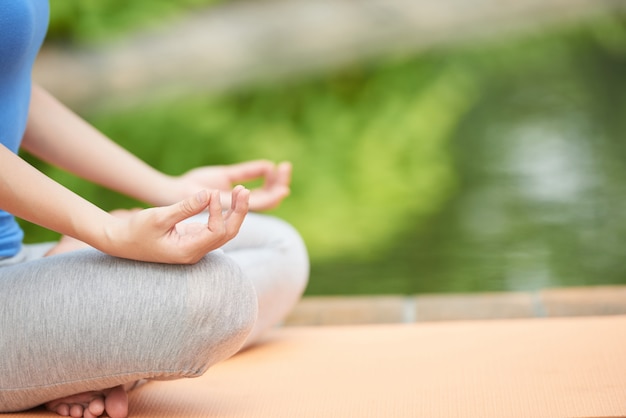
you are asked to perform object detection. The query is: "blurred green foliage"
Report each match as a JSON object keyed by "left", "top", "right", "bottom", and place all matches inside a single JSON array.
[
  {"left": 25, "top": 57, "right": 475, "bottom": 264},
  {"left": 23, "top": 3, "right": 626, "bottom": 294},
  {"left": 48, "top": 0, "right": 220, "bottom": 43},
  {"left": 309, "top": 16, "right": 626, "bottom": 294}
]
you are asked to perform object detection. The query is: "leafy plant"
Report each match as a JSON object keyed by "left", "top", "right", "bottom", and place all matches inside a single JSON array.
[{"left": 48, "top": 0, "right": 221, "bottom": 43}]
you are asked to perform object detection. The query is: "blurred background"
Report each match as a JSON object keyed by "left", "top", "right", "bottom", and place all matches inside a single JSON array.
[{"left": 23, "top": 0, "right": 625, "bottom": 295}]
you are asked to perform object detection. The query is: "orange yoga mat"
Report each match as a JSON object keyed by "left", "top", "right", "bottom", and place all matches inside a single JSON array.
[{"left": 9, "top": 316, "right": 626, "bottom": 417}]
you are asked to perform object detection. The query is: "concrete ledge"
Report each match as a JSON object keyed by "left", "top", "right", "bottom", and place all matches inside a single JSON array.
[
  {"left": 540, "top": 285, "right": 626, "bottom": 317},
  {"left": 285, "top": 285, "right": 626, "bottom": 326},
  {"left": 414, "top": 292, "right": 537, "bottom": 322},
  {"left": 285, "top": 295, "right": 407, "bottom": 326}
]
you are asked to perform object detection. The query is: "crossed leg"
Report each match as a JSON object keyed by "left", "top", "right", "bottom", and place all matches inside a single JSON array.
[{"left": 28, "top": 213, "right": 308, "bottom": 418}]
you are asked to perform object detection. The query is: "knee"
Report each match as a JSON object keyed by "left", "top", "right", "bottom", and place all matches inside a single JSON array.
[
  {"left": 264, "top": 216, "right": 311, "bottom": 294},
  {"left": 175, "top": 252, "right": 258, "bottom": 374}
]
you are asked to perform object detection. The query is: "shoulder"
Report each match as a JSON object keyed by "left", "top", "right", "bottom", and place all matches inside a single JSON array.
[{"left": 0, "top": 0, "right": 49, "bottom": 74}]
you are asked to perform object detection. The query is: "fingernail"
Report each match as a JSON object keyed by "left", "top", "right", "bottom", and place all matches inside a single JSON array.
[{"left": 195, "top": 190, "right": 207, "bottom": 204}]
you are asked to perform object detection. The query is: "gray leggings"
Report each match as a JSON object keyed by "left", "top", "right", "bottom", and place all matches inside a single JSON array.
[{"left": 0, "top": 213, "right": 309, "bottom": 412}]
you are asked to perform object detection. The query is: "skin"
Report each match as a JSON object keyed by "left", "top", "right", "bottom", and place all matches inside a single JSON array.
[
  {"left": 43, "top": 385, "right": 130, "bottom": 418},
  {"left": 0, "top": 84, "right": 293, "bottom": 417}
]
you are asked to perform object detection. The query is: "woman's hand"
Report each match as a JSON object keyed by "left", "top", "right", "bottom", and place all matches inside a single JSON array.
[
  {"left": 171, "top": 160, "right": 292, "bottom": 212},
  {"left": 101, "top": 186, "right": 250, "bottom": 264}
]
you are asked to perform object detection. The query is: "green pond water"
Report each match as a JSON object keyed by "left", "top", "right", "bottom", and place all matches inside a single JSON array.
[
  {"left": 22, "top": 15, "right": 626, "bottom": 295},
  {"left": 308, "top": 18, "right": 626, "bottom": 295}
]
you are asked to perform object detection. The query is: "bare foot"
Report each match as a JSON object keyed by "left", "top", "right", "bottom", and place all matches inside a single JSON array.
[
  {"left": 45, "top": 235, "right": 91, "bottom": 257},
  {"left": 45, "top": 385, "right": 129, "bottom": 418}
]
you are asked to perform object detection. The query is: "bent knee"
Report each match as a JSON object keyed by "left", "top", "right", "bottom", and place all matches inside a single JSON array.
[
  {"left": 261, "top": 216, "right": 311, "bottom": 292},
  {"left": 176, "top": 252, "right": 258, "bottom": 374},
  {"left": 280, "top": 220, "right": 310, "bottom": 298}
]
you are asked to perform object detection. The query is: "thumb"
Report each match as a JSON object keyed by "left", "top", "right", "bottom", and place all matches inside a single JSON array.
[{"left": 165, "top": 190, "right": 210, "bottom": 224}]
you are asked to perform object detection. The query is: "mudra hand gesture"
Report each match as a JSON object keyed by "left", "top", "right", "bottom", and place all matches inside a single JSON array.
[{"left": 172, "top": 160, "right": 292, "bottom": 211}]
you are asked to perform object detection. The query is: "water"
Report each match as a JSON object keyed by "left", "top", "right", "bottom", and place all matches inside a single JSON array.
[
  {"left": 20, "top": 16, "right": 625, "bottom": 297},
  {"left": 308, "top": 22, "right": 626, "bottom": 295}
]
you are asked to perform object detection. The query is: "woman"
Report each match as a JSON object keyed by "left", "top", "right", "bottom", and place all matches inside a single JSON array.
[{"left": 0, "top": 2, "right": 309, "bottom": 417}]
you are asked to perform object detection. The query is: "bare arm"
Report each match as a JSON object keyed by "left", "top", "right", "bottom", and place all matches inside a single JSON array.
[
  {"left": 21, "top": 84, "right": 178, "bottom": 206},
  {"left": 22, "top": 84, "right": 292, "bottom": 210},
  {"left": 0, "top": 142, "right": 112, "bottom": 247},
  {"left": 0, "top": 143, "right": 250, "bottom": 263}
]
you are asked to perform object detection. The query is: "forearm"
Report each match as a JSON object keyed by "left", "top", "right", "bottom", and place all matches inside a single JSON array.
[
  {"left": 0, "top": 143, "right": 116, "bottom": 250},
  {"left": 21, "top": 84, "right": 177, "bottom": 205}
]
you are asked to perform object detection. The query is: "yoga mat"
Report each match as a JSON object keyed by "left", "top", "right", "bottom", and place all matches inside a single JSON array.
[{"left": 9, "top": 316, "right": 626, "bottom": 417}]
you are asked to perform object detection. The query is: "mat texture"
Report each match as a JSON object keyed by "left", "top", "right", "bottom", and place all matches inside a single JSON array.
[{"left": 7, "top": 316, "right": 626, "bottom": 417}]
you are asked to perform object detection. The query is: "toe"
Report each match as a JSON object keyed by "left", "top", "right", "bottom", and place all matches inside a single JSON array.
[
  {"left": 69, "top": 404, "right": 84, "bottom": 418},
  {"left": 104, "top": 385, "right": 129, "bottom": 418},
  {"left": 53, "top": 403, "right": 70, "bottom": 417},
  {"left": 54, "top": 403, "right": 71, "bottom": 416},
  {"left": 87, "top": 397, "right": 105, "bottom": 417}
]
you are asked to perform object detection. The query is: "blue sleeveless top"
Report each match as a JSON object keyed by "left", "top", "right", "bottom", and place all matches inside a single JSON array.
[{"left": 0, "top": 1, "right": 50, "bottom": 257}]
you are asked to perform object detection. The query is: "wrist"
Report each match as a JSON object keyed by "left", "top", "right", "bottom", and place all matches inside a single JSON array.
[
  {"left": 89, "top": 213, "right": 128, "bottom": 257},
  {"left": 144, "top": 173, "right": 183, "bottom": 206}
]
